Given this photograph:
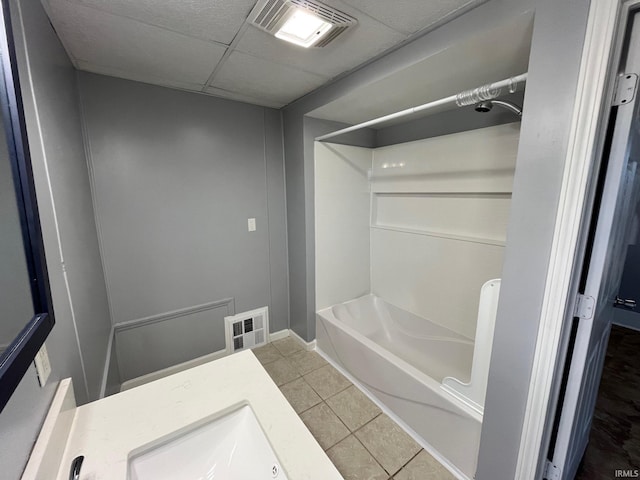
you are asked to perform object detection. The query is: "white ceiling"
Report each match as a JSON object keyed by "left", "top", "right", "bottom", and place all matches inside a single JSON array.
[{"left": 41, "top": 0, "right": 484, "bottom": 108}]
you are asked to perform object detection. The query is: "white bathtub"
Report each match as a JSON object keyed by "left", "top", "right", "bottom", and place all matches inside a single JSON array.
[{"left": 316, "top": 294, "right": 482, "bottom": 479}]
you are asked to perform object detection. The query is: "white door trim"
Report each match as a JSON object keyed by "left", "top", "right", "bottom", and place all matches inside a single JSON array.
[{"left": 514, "top": 1, "right": 630, "bottom": 478}]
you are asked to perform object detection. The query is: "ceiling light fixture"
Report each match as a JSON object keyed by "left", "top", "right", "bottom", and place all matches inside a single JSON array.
[
  {"left": 249, "top": 0, "right": 357, "bottom": 49},
  {"left": 275, "top": 8, "right": 332, "bottom": 48}
]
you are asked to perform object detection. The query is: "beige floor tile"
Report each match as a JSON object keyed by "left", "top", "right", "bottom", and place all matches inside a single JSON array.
[
  {"left": 355, "top": 414, "right": 421, "bottom": 475},
  {"left": 326, "top": 385, "right": 381, "bottom": 431},
  {"left": 393, "top": 450, "right": 455, "bottom": 480},
  {"left": 252, "top": 344, "right": 283, "bottom": 365},
  {"left": 288, "top": 350, "right": 328, "bottom": 375},
  {"left": 262, "top": 357, "right": 300, "bottom": 386},
  {"left": 304, "top": 364, "right": 351, "bottom": 399},
  {"left": 326, "top": 435, "right": 388, "bottom": 480},
  {"left": 279, "top": 378, "right": 322, "bottom": 414},
  {"left": 272, "top": 337, "right": 304, "bottom": 356},
  {"left": 300, "top": 403, "right": 350, "bottom": 450}
]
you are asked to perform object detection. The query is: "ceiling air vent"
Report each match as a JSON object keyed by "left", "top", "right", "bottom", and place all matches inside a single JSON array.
[{"left": 249, "top": 0, "right": 356, "bottom": 48}]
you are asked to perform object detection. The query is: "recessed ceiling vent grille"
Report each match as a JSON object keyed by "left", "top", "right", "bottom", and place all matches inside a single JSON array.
[
  {"left": 225, "top": 307, "right": 269, "bottom": 353},
  {"left": 249, "top": 0, "right": 356, "bottom": 48}
]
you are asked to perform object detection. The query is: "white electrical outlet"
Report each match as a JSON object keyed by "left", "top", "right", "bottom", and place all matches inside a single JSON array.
[
  {"left": 34, "top": 343, "right": 51, "bottom": 387},
  {"left": 248, "top": 218, "right": 256, "bottom": 232}
]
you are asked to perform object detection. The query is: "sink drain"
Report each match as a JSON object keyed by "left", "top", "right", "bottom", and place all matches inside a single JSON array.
[{"left": 272, "top": 463, "right": 279, "bottom": 477}]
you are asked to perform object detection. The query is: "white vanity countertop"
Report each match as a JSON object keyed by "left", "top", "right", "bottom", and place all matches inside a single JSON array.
[{"left": 50, "top": 350, "right": 343, "bottom": 480}]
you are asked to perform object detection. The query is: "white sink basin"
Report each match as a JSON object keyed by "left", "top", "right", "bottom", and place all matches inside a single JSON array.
[{"left": 128, "top": 404, "right": 289, "bottom": 480}]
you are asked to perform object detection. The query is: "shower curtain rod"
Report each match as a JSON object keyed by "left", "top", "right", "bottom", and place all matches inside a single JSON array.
[{"left": 315, "top": 72, "right": 528, "bottom": 142}]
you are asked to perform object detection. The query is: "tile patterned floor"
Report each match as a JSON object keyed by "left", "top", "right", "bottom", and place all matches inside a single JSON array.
[{"left": 254, "top": 338, "right": 456, "bottom": 480}]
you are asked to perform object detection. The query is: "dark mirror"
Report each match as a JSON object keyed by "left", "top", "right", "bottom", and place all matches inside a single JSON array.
[
  {"left": 0, "top": 0, "right": 54, "bottom": 412},
  {"left": 0, "top": 101, "right": 33, "bottom": 353}
]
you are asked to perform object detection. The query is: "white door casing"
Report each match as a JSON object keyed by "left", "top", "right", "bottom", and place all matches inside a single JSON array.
[
  {"left": 550, "top": 9, "right": 640, "bottom": 477},
  {"left": 514, "top": 1, "right": 636, "bottom": 479}
]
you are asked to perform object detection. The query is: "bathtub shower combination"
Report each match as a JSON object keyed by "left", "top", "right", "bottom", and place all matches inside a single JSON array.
[
  {"left": 314, "top": 122, "right": 521, "bottom": 478},
  {"left": 317, "top": 279, "right": 500, "bottom": 478}
]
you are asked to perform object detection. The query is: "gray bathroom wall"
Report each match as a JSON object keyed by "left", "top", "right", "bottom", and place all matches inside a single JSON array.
[
  {"left": 282, "top": 0, "right": 593, "bottom": 478},
  {"left": 264, "top": 108, "right": 290, "bottom": 338},
  {"left": 0, "top": 0, "right": 114, "bottom": 478},
  {"left": 114, "top": 298, "right": 234, "bottom": 381},
  {"left": 77, "top": 74, "right": 289, "bottom": 357},
  {"left": 9, "top": 0, "right": 112, "bottom": 405}
]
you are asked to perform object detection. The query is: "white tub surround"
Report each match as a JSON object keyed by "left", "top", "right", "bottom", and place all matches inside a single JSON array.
[
  {"left": 22, "top": 351, "right": 342, "bottom": 480},
  {"left": 315, "top": 124, "right": 518, "bottom": 342},
  {"left": 314, "top": 142, "right": 372, "bottom": 311},
  {"left": 317, "top": 295, "right": 482, "bottom": 479},
  {"left": 442, "top": 279, "right": 501, "bottom": 415},
  {"left": 314, "top": 124, "right": 520, "bottom": 480},
  {"left": 369, "top": 124, "right": 517, "bottom": 340}
]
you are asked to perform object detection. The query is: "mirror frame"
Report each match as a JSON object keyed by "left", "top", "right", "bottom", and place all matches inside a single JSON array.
[{"left": 0, "top": 0, "right": 54, "bottom": 413}]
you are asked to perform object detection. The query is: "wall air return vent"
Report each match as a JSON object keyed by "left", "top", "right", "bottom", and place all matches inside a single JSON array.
[
  {"left": 249, "top": 0, "right": 356, "bottom": 48},
  {"left": 225, "top": 307, "right": 269, "bottom": 353}
]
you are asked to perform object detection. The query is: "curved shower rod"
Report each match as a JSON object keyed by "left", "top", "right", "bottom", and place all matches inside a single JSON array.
[{"left": 315, "top": 73, "right": 527, "bottom": 142}]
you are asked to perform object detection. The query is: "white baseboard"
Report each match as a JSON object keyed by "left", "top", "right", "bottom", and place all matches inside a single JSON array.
[
  {"left": 262, "top": 328, "right": 319, "bottom": 350},
  {"left": 106, "top": 328, "right": 316, "bottom": 394},
  {"left": 613, "top": 308, "right": 640, "bottom": 333},
  {"left": 120, "top": 348, "right": 228, "bottom": 392},
  {"left": 268, "top": 329, "right": 290, "bottom": 342},
  {"left": 289, "top": 329, "right": 317, "bottom": 351}
]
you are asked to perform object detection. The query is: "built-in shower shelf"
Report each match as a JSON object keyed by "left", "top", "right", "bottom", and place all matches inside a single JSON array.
[
  {"left": 370, "top": 189, "right": 511, "bottom": 247},
  {"left": 370, "top": 225, "right": 506, "bottom": 247}
]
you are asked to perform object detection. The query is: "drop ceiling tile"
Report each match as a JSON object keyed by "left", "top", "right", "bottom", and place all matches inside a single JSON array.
[
  {"left": 204, "top": 87, "right": 284, "bottom": 109},
  {"left": 341, "top": 0, "right": 481, "bottom": 35},
  {"left": 234, "top": 13, "right": 407, "bottom": 78},
  {"left": 64, "top": 0, "right": 255, "bottom": 45},
  {"left": 210, "top": 51, "right": 330, "bottom": 106},
  {"left": 44, "top": 0, "right": 226, "bottom": 86}
]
